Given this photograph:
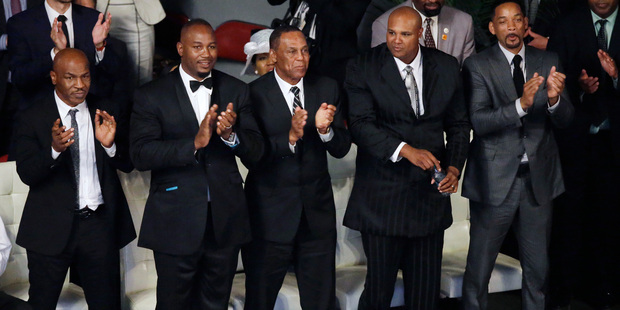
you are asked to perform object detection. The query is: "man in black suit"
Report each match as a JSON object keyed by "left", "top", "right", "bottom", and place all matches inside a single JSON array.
[
  {"left": 243, "top": 25, "right": 351, "bottom": 310},
  {"left": 12, "top": 48, "right": 135, "bottom": 310},
  {"left": 344, "top": 7, "right": 470, "bottom": 309},
  {"left": 547, "top": 0, "right": 620, "bottom": 308},
  {"left": 462, "top": 2, "right": 573, "bottom": 309},
  {"left": 7, "top": 0, "right": 124, "bottom": 109},
  {"left": 130, "top": 19, "right": 264, "bottom": 310}
]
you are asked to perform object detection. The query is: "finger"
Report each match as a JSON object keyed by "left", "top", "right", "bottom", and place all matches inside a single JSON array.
[
  {"left": 210, "top": 104, "right": 219, "bottom": 113},
  {"left": 580, "top": 69, "right": 589, "bottom": 78},
  {"left": 320, "top": 102, "right": 328, "bottom": 110},
  {"left": 52, "top": 118, "right": 61, "bottom": 130},
  {"left": 226, "top": 102, "right": 234, "bottom": 112}
]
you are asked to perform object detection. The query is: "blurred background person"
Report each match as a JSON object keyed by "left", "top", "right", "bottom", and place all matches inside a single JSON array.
[{"left": 241, "top": 28, "right": 274, "bottom": 77}]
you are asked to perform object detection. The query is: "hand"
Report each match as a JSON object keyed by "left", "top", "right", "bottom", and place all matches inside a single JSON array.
[
  {"left": 400, "top": 144, "right": 440, "bottom": 171},
  {"left": 520, "top": 72, "right": 544, "bottom": 111},
  {"left": 315, "top": 102, "right": 336, "bottom": 134},
  {"left": 51, "top": 118, "right": 75, "bottom": 153},
  {"left": 50, "top": 17, "right": 68, "bottom": 53},
  {"left": 194, "top": 104, "right": 218, "bottom": 150},
  {"left": 92, "top": 12, "right": 111, "bottom": 48},
  {"left": 546, "top": 66, "right": 566, "bottom": 106},
  {"left": 434, "top": 166, "right": 460, "bottom": 194},
  {"left": 216, "top": 102, "right": 237, "bottom": 140},
  {"left": 578, "top": 69, "right": 599, "bottom": 94},
  {"left": 289, "top": 107, "right": 307, "bottom": 145},
  {"left": 598, "top": 49, "right": 618, "bottom": 79},
  {"left": 94, "top": 109, "right": 116, "bottom": 148},
  {"left": 526, "top": 27, "right": 548, "bottom": 50}
]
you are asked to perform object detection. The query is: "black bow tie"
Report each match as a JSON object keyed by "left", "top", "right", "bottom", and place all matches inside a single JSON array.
[{"left": 190, "top": 78, "right": 212, "bottom": 92}]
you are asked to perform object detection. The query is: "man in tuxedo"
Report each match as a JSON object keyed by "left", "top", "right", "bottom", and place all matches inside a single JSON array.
[
  {"left": 7, "top": 0, "right": 125, "bottom": 110},
  {"left": 371, "top": 0, "right": 475, "bottom": 66},
  {"left": 130, "top": 19, "right": 264, "bottom": 310},
  {"left": 243, "top": 25, "right": 351, "bottom": 310},
  {"left": 12, "top": 48, "right": 135, "bottom": 310},
  {"left": 344, "top": 7, "right": 470, "bottom": 309},
  {"left": 461, "top": 1, "right": 573, "bottom": 309},
  {"left": 547, "top": 0, "right": 620, "bottom": 308}
]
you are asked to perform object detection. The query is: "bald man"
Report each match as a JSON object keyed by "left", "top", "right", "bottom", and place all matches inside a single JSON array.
[
  {"left": 12, "top": 48, "right": 135, "bottom": 310},
  {"left": 344, "top": 6, "right": 469, "bottom": 309}
]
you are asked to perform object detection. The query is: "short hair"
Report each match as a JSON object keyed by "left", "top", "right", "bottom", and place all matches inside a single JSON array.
[
  {"left": 491, "top": 0, "right": 525, "bottom": 19},
  {"left": 180, "top": 18, "right": 213, "bottom": 39},
  {"left": 269, "top": 25, "right": 302, "bottom": 51}
]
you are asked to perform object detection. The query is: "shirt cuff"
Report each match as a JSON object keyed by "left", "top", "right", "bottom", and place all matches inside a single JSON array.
[
  {"left": 94, "top": 48, "right": 105, "bottom": 65},
  {"left": 613, "top": 77, "right": 618, "bottom": 90},
  {"left": 547, "top": 97, "right": 561, "bottom": 113},
  {"left": 390, "top": 142, "right": 406, "bottom": 163},
  {"left": 289, "top": 141, "right": 296, "bottom": 154},
  {"left": 318, "top": 127, "right": 334, "bottom": 142},
  {"left": 515, "top": 99, "right": 528, "bottom": 117},
  {"left": 103, "top": 143, "right": 116, "bottom": 157},
  {"left": 0, "top": 34, "right": 7, "bottom": 51},
  {"left": 51, "top": 147, "right": 61, "bottom": 160},
  {"left": 221, "top": 132, "right": 239, "bottom": 148}
]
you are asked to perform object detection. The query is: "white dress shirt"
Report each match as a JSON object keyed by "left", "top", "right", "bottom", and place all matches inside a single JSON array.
[
  {"left": 51, "top": 92, "right": 116, "bottom": 210},
  {"left": 391, "top": 49, "right": 424, "bottom": 162},
  {"left": 273, "top": 68, "right": 334, "bottom": 153}
]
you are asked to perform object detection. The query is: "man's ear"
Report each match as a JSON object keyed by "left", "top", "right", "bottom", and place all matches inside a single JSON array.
[
  {"left": 50, "top": 71, "right": 57, "bottom": 85},
  {"left": 177, "top": 42, "right": 183, "bottom": 58}
]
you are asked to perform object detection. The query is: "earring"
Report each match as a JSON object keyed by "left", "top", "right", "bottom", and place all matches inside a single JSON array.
[{"left": 254, "top": 70, "right": 258, "bottom": 75}]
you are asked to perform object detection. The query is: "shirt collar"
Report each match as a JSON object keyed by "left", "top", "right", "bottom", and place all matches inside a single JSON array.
[
  {"left": 274, "top": 68, "right": 304, "bottom": 96},
  {"left": 393, "top": 46, "right": 423, "bottom": 74},
  {"left": 179, "top": 64, "right": 212, "bottom": 94},
  {"left": 54, "top": 90, "right": 86, "bottom": 120},
  {"left": 591, "top": 6, "right": 618, "bottom": 27},
  {"left": 44, "top": 0, "right": 72, "bottom": 27},
  {"left": 498, "top": 43, "right": 525, "bottom": 66}
]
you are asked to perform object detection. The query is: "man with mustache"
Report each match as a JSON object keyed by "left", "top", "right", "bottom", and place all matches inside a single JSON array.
[
  {"left": 371, "top": 0, "right": 475, "bottom": 66},
  {"left": 461, "top": 1, "right": 573, "bottom": 309}
]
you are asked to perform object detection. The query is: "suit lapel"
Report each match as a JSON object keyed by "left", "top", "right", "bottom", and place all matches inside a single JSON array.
[
  {"left": 608, "top": 16, "right": 620, "bottom": 58},
  {"left": 380, "top": 50, "right": 411, "bottom": 110},
  {"left": 489, "top": 44, "right": 518, "bottom": 102},
  {"left": 303, "top": 77, "right": 317, "bottom": 116},
  {"left": 86, "top": 98, "right": 105, "bottom": 181},
  {"left": 421, "top": 48, "right": 437, "bottom": 118},
  {"left": 172, "top": 69, "right": 200, "bottom": 134},
  {"left": 72, "top": 6, "right": 89, "bottom": 50},
  {"left": 525, "top": 46, "right": 543, "bottom": 81},
  {"left": 266, "top": 72, "right": 297, "bottom": 121}
]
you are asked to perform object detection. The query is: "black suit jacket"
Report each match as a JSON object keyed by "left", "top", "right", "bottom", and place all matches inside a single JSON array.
[
  {"left": 245, "top": 71, "right": 351, "bottom": 243},
  {"left": 13, "top": 93, "right": 135, "bottom": 256},
  {"left": 7, "top": 4, "right": 124, "bottom": 109},
  {"left": 548, "top": 8, "right": 620, "bottom": 162},
  {"left": 343, "top": 44, "right": 470, "bottom": 237},
  {"left": 130, "top": 69, "right": 264, "bottom": 256}
]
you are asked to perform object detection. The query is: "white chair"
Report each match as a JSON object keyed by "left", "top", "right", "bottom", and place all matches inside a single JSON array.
[{"left": 0, "top": 161, "right": 87, "bottom": 309}]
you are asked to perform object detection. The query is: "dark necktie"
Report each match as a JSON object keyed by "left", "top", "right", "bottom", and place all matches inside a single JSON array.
[
  {"left": 512, "top": 55, "right": 525, "bottom": 98},
  {"left": 190, "top": 78, "right": 213, "bottom": 92},
  {"left": 290, "top": 86, "right": 302, "bottom": 115},
  {"left": 57, "top": 15, "right": 70, "bottom": 48},
  {"left": 404, "top": 66, "right": 421, "bottom": 118},
  {"left": 10, "top": 0, "right": 21, "bottom": 15},
  {"left": 68, "top": 109, "right": 79, "bottom": 202},
  {"left": 597, "top": 19, "right": 608, "bottom": 52},
  {"left": 424, "top": 18, "right": 436, "bottom": 49}
]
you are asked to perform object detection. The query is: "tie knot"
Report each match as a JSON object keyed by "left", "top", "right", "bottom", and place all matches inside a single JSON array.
[
  {"left": 68, "top": 108, "right": 78, "bottom": 117},
  {"left": 404, "top": 65, "right": 413, "bottom": 75},
  {"left": 189, "top": 77, "right": 212, "bottom": 92},
  {"left": 290, "top": 86, "right": 300, "bottom": 96},
  {"left": 512, "top": 55, "right": 522, "bottom": 67},
  {"left": 598, "top": 19, "right": 608, "bottom": 27},
  {"left": 57, "top": 15, "right": 67, "bottom": 23},
  {"left": 425, "top": 18, "right": 432, "bottom": 26}
]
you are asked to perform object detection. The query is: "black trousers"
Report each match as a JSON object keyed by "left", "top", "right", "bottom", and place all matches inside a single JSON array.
[
  {"left": 358, "top": 231, "right": 444, "bottom": 310},
  {"left": 153, "top": 208, "right": 240, "bottom": 310},
  {"left": 26, "top": 209, "right": 120, "bottom": 310},
  {"left": 242, "top": 213, "right": 336, "bottom": 310},
  {"left": 0, "top": 291, "right": 30, "bottom": 310}
]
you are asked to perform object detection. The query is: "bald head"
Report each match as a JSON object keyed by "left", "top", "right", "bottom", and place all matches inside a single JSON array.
[
  {"left": 386, "top": 6, "right": 423, "bottom": 63},
  {"left": 51, "top": 48, "right": 90, "bottom": 107}
]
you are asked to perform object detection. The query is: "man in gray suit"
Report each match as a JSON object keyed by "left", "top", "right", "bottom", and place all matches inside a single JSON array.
[
  {"left": 461, "top": 1, "right": 573, "bottom": 309},
  {"left": 371, "top": 0, "right": 475, "bottom": 65}
]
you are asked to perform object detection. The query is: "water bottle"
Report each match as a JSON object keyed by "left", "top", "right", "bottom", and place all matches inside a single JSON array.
[{"left": 433, "top": 165, "right": 451, "bottom": 197}]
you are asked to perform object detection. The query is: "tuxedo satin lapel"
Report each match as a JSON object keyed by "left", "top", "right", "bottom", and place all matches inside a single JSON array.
[
  {"left": 421, "top": 49, "right": 437, "bottom": 118},
  {"left": 380, "top": 53, "right": 411, "bottom": 110},
  {"left": 490, "top": 44, "right": 518, "bottom": 102},
  {"left": 211, "top": 73, "right": 222, "bottom": 112},
  {"left": 172, "top": 70, "right": 200, "bottom": 134}
]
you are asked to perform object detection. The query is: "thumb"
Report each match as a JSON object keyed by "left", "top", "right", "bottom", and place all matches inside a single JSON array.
[
  {"left": 227, "top": 102, "right": 234, "bottom": 111},
  {"left": 581, "top": 69, "right": 588, "bottom": 78},
  {"left": 549, "top": 66, "right": 556, "bottom": 76}
]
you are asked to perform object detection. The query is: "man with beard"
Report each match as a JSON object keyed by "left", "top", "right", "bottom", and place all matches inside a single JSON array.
[
  {"left": 371, "top": 0, "right": 475, "bottom": 66},
  {"left": 461, "top": 1, "right": 573, "bottom": 309}
]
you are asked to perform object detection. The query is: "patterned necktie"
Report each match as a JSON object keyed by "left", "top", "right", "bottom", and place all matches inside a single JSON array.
[
  {"left": 597, "top": 19, "right": 608, "bottom": 52},
  {"left": 424, "top": 18, "right": 436, "bottom": 49},
  {"left": 290, "top": 86, "right": 302, "bottom": 115},
  {"left": 10, "top": 0, "right": 21, "bottom": 15},
  {"left": 512, "top": 55, "right": 525, "bottom": 98},
  {"left": 68, "top": 109, "right": 80, "bottom": 202},
  {"left": 57, "top": 15, "right": 70, "bottom": 48},
  {"left": 404, "top": 66, "right": 420, "bottom": 118}
]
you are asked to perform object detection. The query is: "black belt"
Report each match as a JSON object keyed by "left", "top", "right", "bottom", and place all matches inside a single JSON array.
[
  {"left": 517, "top": 162, "right": 530, "bottom": 177},
  {"left": 75, "top": 204, "right": 103, "bottom": 219}
]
